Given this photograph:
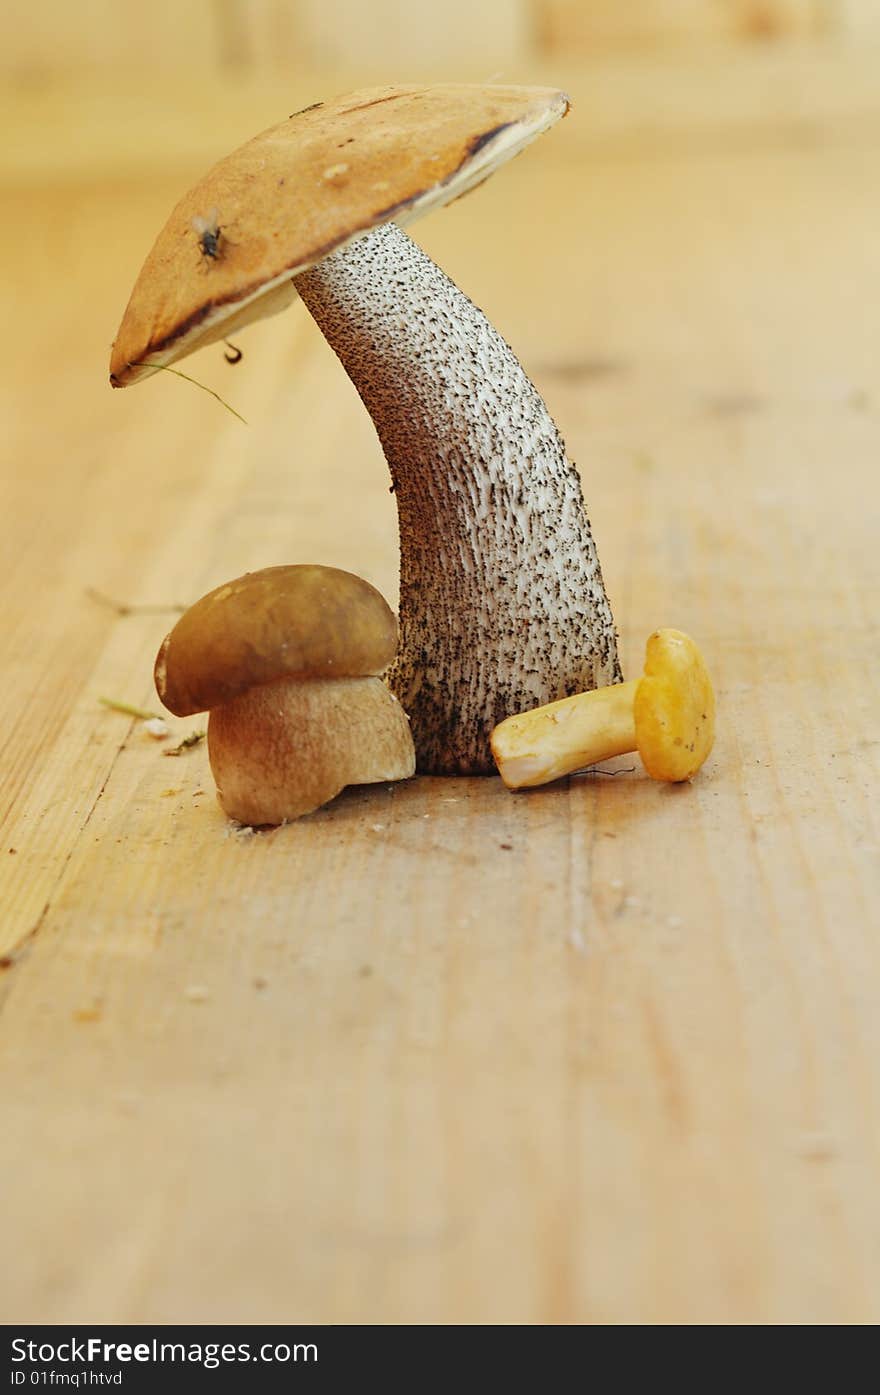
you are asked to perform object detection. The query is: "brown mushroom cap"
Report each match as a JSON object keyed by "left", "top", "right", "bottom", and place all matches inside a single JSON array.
[
  {"left": 633, "top": 629, "right": 716, "bottom": 782},
  {"left": 109, "top": 83, "right": 569, "bottom": 386},
  {"left": 155, "top": 564, "right": 398, "bottom": 717}
]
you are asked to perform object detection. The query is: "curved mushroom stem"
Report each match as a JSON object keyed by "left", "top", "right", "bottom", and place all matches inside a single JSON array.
[{"left": 294, "top": 222, "right": 621, "bottom": 773}]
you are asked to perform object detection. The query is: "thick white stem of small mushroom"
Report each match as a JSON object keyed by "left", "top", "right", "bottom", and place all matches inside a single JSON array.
[
  {"left": 209, "top": 676, "right": 415, "bottom": 825},
  {"left": 294, "top": 222, "right": 621, "bottom": 774}
]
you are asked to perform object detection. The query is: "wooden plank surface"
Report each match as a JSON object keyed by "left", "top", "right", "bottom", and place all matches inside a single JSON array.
[
  {"left": 8, "top": 0, "right": 878, "bottom": 79},
  {"left": 1, "top": 56, "right": 879, "bottom": 1324}
]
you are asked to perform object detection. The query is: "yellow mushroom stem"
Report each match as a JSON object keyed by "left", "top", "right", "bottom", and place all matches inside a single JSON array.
[
  {"left": 490, "top": 681, "right": 639, "bottom": 789},
  {"left": 491, "top": 629, "right": 716, "bottom": 790}
]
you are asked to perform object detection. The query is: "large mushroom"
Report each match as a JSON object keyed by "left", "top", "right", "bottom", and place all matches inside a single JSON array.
[{"left": 110, "top": 84, "right": 621, "bottom": 773}]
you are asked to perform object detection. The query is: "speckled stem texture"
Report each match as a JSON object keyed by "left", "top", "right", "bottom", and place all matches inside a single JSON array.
[{"left": 295, "top": 222, "right": 621, "bottom": 774}]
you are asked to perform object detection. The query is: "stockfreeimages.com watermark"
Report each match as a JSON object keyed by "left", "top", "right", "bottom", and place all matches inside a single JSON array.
[{"left": 10, "top": 1338, "right": 317, "bottom": 1382}]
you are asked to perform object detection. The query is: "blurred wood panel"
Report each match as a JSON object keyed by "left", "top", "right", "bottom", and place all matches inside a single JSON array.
[
  {"left": 1, "top": 0, "right": 530, "bottom": 75},
  {"left": 539, "top": 0, "right": 822, "bottom": 51},
  {"left": 835, "top": 0, "right": 880, "bottom": 36},
  {"left": 294, "top": 0, "right": 530, "bottom": 69},
  {"left": 5, "top": 0, "right": 878, "bottom": 76},
  {"left": 2, "top": 0, "right": 219, "bottom": 73}
]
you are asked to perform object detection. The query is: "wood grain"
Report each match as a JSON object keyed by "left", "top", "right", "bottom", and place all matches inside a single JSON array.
[
  {"left": 1, "top": 58, "right": 879, "bottom": 1323},
  {"left": 538, "top": 0, "right": 822, "bottom": 52},
  {"left": 3, "top": 0, "right": 860, "bottom": 77}
]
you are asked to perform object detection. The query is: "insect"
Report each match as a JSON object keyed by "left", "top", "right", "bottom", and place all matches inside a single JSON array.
[{"left": 192, "top": 209, "right": 223, "bottom": 260}]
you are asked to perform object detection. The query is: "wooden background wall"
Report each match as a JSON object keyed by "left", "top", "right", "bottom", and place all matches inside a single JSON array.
[{"left": 3, "top": 0, "right": 879, "bottom": 77}]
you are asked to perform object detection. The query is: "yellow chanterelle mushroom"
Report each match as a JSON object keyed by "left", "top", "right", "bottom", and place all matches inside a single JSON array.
[{"left": 490, "top": 629, "right": 715, "bottom": 789}]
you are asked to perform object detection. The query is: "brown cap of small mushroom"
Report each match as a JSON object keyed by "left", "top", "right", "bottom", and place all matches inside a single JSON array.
[
  {"left": 155, "top": 564, "right": 398, "bottom": 717},
  {"left": 491, "top": 629, "right": 715, "bottom": 789},
  {"left": 154, "top": 565, "right": 414, "bottom": 824}
]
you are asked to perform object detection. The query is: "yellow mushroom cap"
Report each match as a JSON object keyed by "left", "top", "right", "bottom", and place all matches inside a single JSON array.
[{"left": 633, "top": 629, "right": 715, "bottom": 782}]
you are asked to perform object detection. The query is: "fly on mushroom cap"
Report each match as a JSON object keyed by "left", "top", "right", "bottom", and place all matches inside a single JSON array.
[
  {"left": 154, "top": 565, "right": 414, "bottom": 825},
  {"left": 112, "top": 83, "right": 622, "bottom": 775}
]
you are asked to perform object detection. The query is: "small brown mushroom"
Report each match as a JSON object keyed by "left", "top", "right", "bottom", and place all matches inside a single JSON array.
[
  {"left": 155, "top": 565, "right": 415, "bottom": 824},
  {"left": 491, "top": 629, "right": 715, "bottom": 789}
]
